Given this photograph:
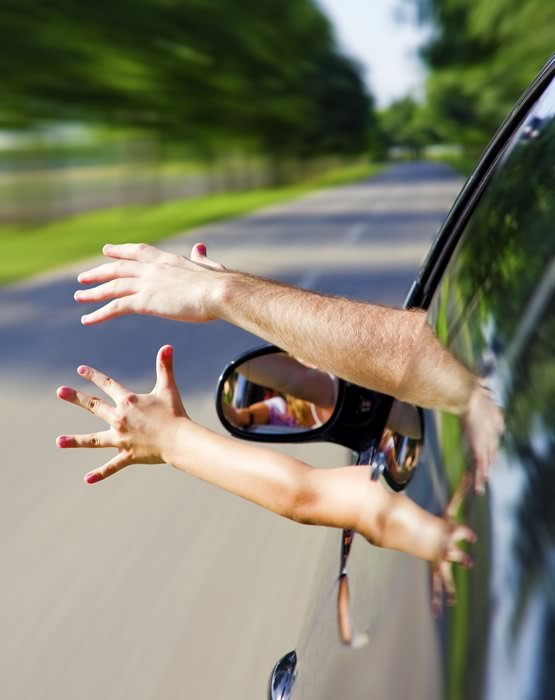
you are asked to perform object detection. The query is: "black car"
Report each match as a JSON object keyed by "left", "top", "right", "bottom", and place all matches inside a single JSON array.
[{"left": 216, "top": 54, "right": 555, "bottom": 700}]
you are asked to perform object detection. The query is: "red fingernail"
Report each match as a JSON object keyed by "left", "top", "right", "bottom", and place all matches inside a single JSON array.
[
  {"left": 57, "top": 386, "right": 74, "bottom": 400},
  {"left": 57, "top": 435, "right": 71, "bottom": 448},
  {"left": 77, "top": 366, "right": 88, "bottom": 376},
  {"left": 162, "top": 345, "right": 173, "bottom": 359},
  {"left": 197, "top": 244, "right": 207, "bottom": 255},
  {"left": 85, "top": 472, "right": 102, "bottom": 484}
]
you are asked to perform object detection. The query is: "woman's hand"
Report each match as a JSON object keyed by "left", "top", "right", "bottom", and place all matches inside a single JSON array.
[
  {"left": 75, "top": 242, "right": 225, "bottom": 326},
  {"left": 56, "top": 345, "right": 187, "bottom": 483},
  {"left": 431, "top": 474, "right": 476, "bottom": 616}
]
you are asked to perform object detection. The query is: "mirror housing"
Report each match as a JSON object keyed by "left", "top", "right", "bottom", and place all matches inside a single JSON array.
[
  {"left": 216, "top": 345, "right": 424, "bottom": 491},
  {"left": 216, "top": 345, "right": 385, "bottom": 452}
]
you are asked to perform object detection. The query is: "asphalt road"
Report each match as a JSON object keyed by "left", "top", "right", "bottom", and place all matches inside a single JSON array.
[{"left": 0, "top": 162, "right": 463, "bottom": 700}]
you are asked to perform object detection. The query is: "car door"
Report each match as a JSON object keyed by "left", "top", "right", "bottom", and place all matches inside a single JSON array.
[
  {"left": 421, "top": 69, "right": 555, "bottom": 700},
  {"left": 284, "top": 56, "right": 555, "bottom": 700}
]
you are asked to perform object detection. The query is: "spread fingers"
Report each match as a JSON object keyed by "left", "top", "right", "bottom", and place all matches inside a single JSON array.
[
  {"left": 77, "top": 261, "right": 145, "bottom": 285},
  {"left": 75, "top": 365, "right": 127, "bottom": 401},
  {"left": 57, "top": 386, "right": 115, "bottom": 422},
  {"left": 74, "top": 279, "right": 138, "bottom": 304},
  {"left": 57, "top": 431, "right": 112, "bottom": 449},
  {"left": 84, "top": 452, "right": 131, "bottom": 484}
]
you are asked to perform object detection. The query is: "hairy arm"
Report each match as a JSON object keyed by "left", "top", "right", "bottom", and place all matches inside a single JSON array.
[
  {"left": 76, "top": 242, "right": 477, "bottom": 415},
  {"left": 217, "top": 271, "right": 476, "bottom": 416},
  {"left": 76, "top": 242, "right": 503, "bottom": 484}
]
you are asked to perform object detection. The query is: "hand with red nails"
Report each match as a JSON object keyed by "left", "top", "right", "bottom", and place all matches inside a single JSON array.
[
  {"left": 56, "top": 344, "right": 476, "bottom": 611},
  {"left": 431, "top": 474, "right": 476, "bottom": 616},
  {"left": 75, "top": 242, "right": 225, "bottom": 326},
  {"left": 56, "top": 345, "right": 188, "bottom": 483},
  {"left": 74, "top": 241, "right": 503, "bottom": 489}
]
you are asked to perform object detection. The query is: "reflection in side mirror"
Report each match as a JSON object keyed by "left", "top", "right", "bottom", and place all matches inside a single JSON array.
[
  {"left": 217, "top": 347, "right": 340, "bottom": 440},
  {"left": 380, "top": 401, "right": 423, "bottom": 491}
]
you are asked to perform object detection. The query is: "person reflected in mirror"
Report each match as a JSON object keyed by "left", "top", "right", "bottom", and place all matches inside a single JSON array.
[
  {"left": 56, "top": 345, "right": 475, "bottom": 609},
  {"left": 72, "top": 241, "right": 504, "bottom": 491},
  {"left": 222, "top": 393, "right": 313, "bottom": 430},
  {"left": 237, "top": 353, "right": 338, "bottom": 422}
]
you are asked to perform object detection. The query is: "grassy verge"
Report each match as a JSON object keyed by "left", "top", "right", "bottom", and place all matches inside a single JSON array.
[{"left": 0, "top": 161, "right": 384, "bottom": 286}]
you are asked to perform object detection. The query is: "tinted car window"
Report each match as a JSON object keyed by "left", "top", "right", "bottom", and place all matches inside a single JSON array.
[{"left": 427, "top": 78, "right": 555, "bottom": 699}]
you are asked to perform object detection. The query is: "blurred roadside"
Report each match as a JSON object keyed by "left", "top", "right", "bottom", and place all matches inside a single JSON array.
[{"left": 1, "top": 0, "right": 552, "bottom": 283}]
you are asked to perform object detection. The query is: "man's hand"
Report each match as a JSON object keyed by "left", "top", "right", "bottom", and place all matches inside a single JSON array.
[
  {"left": 75, "top": 242, "right": 225, "bottom": 326},
  {"left": 463, "top": 382, "right": 505, "bottom": 494},
  {"left": 56, "top": 345, "right": 187, "bottom": 483}
]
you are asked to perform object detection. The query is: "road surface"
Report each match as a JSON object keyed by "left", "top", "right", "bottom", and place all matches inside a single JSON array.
[{"left": 0, "top": 162, "right": 462, "bottom": 700}]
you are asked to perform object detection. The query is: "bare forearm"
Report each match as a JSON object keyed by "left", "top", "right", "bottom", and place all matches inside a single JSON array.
[
  {"left": 162, "top": 418, "right": 314, "bottom": 520},
  {"left": 163, "top": 420, "right": 447, "bottom": 562},
  {"left": 214, "top": 272, "right": 476, "bottom": 415}
]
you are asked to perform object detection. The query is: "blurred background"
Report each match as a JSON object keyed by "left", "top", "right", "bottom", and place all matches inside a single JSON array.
[
  {"left": 1, "top": 0, "right": 553, "bottom": 283},
  {"left": 0, "top": 1, "right": 553, "bottom": 699}
]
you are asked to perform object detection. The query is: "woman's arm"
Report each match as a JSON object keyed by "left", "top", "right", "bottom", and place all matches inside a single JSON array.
[
  {"left": 221, "top": 400, "right": 270, "bottom": 428},
  {"left": 56, "top": 346, "right": 474, "bottom": 574}
]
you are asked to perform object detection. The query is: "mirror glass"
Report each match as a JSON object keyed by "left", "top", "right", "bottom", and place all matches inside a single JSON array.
[
  {"left": 220, "top": 351, "right": 340, "bottom": 436},
  {"left": 380, "top": 401, "right": 423, "bottom": 488}
]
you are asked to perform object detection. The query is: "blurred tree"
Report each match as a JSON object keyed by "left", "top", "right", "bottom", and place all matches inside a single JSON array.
[
  {"left": 0, "top": 0, "right": 375, "bottom": 161},
  {"left": 379, "top": 96, "right": 440, "bottom": 157},
  {"left": 407, "top": 0, "right": 555, "bottom": 147}
]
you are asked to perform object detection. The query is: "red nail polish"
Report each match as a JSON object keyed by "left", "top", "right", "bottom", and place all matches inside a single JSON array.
[
  {"left": 85, "top": 472, "right": 102, "bottom": 484},
  {"left": 197, "top": 244, "right": 207, "bottom": 255},
  {"left": 162, "top": 345, "right": 173, "bottom": 360},
  {"left": 77, "top": 366, "right": 87, "bottom": 376},
  {"left": 57, "top": 386, "right": 74, "bottom": 400},
  {"left": 57, "top": 435, "right": 71, "bottom": 448}
]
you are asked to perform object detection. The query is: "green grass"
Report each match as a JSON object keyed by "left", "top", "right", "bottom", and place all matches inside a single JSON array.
[{"left": 0, "top": 161, "right": 384, "bottom": 286}]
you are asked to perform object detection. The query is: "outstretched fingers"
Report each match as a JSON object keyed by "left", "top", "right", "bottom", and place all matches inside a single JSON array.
[
  {"left": 74, "top": 279, "right": 138, "bottom": 304},
  {"left": 75, "top": 365, "right": 127, "bottom": 401},
  {"left": 57, "top": 431, "right": 113, "bottom": 449},
  {"left": 102, "top": 242, "right": 178, "bottom": 265},
  {"left": 432, "top": 561, "right": 457, "bottom": 617},
  {"left": 84, "top": 452, "right": 131, "bottom": 485},
  {"left": 77, "top": 260, "right": 145, "bottom": 286},
  {"left": 80, "top": 297, "right": 138, "bottom": 325},
  {"left": 57, "top": 385, "right": 115, "bottom": 422}
]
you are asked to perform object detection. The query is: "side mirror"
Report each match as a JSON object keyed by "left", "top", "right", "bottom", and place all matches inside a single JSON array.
[
  {"left": 378, "top": 401, "right": 423, "bottom": 491},
  {"left": 216, "top": 344, "right": 423, "bottom": 476},
  {"left": 216, "top": 345, "right": 342, "bottom": 444}
]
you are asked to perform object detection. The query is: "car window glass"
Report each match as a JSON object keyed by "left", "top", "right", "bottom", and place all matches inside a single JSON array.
[
  {"left": 428, "top": 76, "right": 555, "bottom": 352},
  {"left": 426, "top": 76, "right": 555, "bottom": 699}
]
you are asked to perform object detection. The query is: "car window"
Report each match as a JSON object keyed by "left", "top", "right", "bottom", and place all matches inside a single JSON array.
[{"left": 426, "top": 77, "right": 555, "bottom": 698}]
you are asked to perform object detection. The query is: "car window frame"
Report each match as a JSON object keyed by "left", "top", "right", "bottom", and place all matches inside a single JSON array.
[{"left": 405, "top": 53, "right": 555, "bottom": 314}]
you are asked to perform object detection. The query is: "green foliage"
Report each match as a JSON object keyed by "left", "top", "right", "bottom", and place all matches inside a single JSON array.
[
  {"left": 0, "top": 0, "right": 375, "bottom": 159},
  {"left": 409, "top": 0, "right": 555, "bottom": 147},
  {"left": 0, "top": 160, "right": 383, "bottom": 285},
  {"left": 379, "top": 97, "right": 440, "bottom": 156}
]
